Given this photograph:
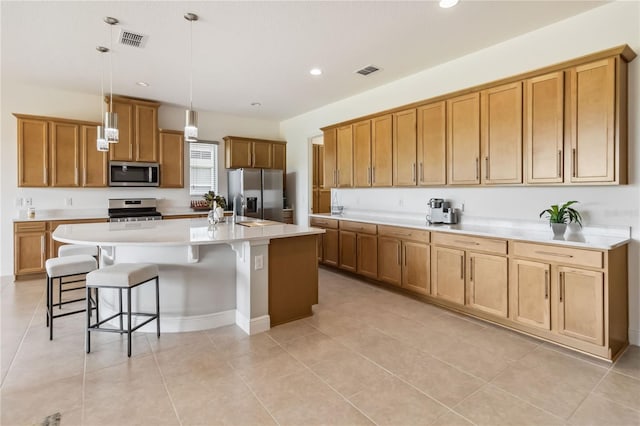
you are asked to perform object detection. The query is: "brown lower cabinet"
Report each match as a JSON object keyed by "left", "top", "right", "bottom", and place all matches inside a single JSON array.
[{"left": 312, "top": 215, "right": 628, "bottom": 361}]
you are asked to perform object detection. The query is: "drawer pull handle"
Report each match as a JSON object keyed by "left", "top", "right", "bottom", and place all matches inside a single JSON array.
[
  {"left": 535, "top": 250, "right": 573, "bottom": 258},
  {"left": 455, "top": 240, "right": 480, "bottom": 246}
]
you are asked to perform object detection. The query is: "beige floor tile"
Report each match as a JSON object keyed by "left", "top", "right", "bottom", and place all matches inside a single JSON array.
[
  {"left": 229, "top": 345, "right": 306, "bottom": 387},
  {"left": 0, "top": 373, "right": 83, "bottom": 426},
  {"left": 463, "top": 326, "right": 540, "bottom": 361},
  {"left": 456, "top": 385, "right": 565, "bottom": 425},
  {"left": 614, "top": 345, "right": 640, "bottom": 380},
  {"left": 309, "top": 349, "right": 393, "bottom": 397},
  {"left": 305, "top": 306, "right": 370, "bottom": 337},
  {"left": 209, "top": 326, "right": 281, "bottom": 359},
  {"left": 249, "top": 369, "right": 373, "bottom": 425},
  {"left": 593, "top": 371, "right": 640, "bottom": 410},
  {"left": 491, "top": 346, "right": 608, "bottom": 419},
  {"left": 569, "top": 394, "right": 640, "bottom": 426},
  {"left": 431, "top": 337, "right": 512, "bottom": 381},
  {"left": 154, "top": 339, "right": 230, "bottom": 386},
  {"left": 395, "top": 353, "right": 485, "bottom": 407},
  {"left": 85, "top": 333, "right": 153, "bottom": 372},
  {"left": 349, "top": 376, "right": 446, "bottom": 425},
  {"left": 146, "top": 329, "right": 210, "bottom": 353},
  {"left": 282, "top": 331, "right": 352, "bottom": 366},
  {"left": 266, "top": 318, "right": 318, "bottom": 343},
  {"left": 540, "top": 341, "right": 614, "bottom": 369},
  {"left": 433, "top": 410, "right": 474, "bottom": 426}
]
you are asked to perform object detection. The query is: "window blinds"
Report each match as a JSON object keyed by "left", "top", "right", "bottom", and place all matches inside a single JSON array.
[{"left": 189, "top": 142, "right": 218, "bottom": 195}]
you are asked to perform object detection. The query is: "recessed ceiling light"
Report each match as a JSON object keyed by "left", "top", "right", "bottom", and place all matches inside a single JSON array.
[
  {"left": 309, "top": 68, "right": 323, "bottom": 76},
  {"left": 439, "top": 0, "right": 459, "bottom": 8},
  {"left": 251, "top": 102, "right": 262, "bottom": 107},
  {"left": 136, "top": 81, "right": 149, "bottom": 87}
]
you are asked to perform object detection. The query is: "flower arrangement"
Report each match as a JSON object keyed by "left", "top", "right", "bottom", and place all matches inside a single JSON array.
[{"left": 204, "top": 191, "right": 227, "bottom": 210}]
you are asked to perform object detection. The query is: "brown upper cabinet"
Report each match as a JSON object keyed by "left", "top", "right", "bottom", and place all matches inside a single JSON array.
[
  {"left": 393, "top": 108, "right": 417, "bottom": 186},
  {"left": 323, "top": 128, "right": 337, "bottom": 188},
  {"left": 481, "top": 82, "right": 523, "bottom": 184},
  {"left": 371, "top": 115, "right": 394, "bottom": 186},
  {"left": 224, "top": 136, "right": 286, "bottom": 170},
  {"left": 16, "top": 114, "right": 106, "bottom": 188},
  {"left": 159, "top": 129, "right": 184, "bottom": 188},
  {"left": 353, "top": 120, "right": 372, "bottom": 187},
  {"left": 107, "top": 96, "right": 160, "bottom": 162},
  {"left": 447, "top": 92, "right": 480, "bottom": 185},
  {"left": 336, "top": 125, "right": 353, "bottom": 187},
  {"left": 417, "top": 102, "right": 446, "bottom": 186},
  {"left": 524, "top": 71, "right": 565, "bottom": 183}
]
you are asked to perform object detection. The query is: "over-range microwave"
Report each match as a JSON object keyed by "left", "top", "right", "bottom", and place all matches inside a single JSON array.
[{"left": 109, "top": 161, "right": 160, "bottom": 187}]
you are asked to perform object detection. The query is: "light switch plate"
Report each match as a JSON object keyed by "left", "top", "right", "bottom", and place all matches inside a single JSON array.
[{"left": 254, "top": 255, "right": 264, "bottom": 270}]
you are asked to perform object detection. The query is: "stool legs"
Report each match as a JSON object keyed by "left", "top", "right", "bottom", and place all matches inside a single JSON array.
[
  {"left": 48, "top": 277, "right": 53, "bottom": 340},
  {"left": 156, "top": 277, "right": 160, "bottom": 339},
  {"left": 127, "top": 288, "right": 132, "bottom": 357},
  {"left": 86, "top": 287, "right": 91, "bottom": 353}
]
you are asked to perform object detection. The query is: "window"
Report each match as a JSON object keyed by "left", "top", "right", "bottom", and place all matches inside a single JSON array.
[{"left": 189, "top": 142, "right": 218, "bottom": 195}]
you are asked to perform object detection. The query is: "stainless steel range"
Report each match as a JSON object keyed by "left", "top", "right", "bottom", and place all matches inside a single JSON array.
[{"left": 108, "top": 198, "right": 162, "bottom": 222}]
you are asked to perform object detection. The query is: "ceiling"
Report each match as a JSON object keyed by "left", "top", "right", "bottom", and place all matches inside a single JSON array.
[{"left": 1, "top": 1, "right": 609, "bottom": 121}]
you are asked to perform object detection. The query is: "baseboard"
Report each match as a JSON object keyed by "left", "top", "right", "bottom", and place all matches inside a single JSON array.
[{"left": 235, "top": 312, "right": 271, "bottom": 335}]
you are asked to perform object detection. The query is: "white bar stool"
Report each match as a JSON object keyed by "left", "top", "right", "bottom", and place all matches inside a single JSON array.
[
  {"left": 85, "top": 263, "right": 160, "bottom": 357},
  {"left": 45, "top": 254, "right": 98, "bottom": 340},
  {"left": 58, "top": 244, "right": 99, "bottom": 258}
]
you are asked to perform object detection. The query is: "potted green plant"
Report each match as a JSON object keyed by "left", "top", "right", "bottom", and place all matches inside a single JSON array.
[
  {"left": 539, "top": 201, "right": 583, "bottom": 237},
  {"left": 203, "top": 191, "right": 227, "bottom": 210}
]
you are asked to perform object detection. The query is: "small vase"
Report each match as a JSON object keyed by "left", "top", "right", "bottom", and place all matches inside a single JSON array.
[{"left": 551, "top": 223, "right": 567, "bottom": 239}]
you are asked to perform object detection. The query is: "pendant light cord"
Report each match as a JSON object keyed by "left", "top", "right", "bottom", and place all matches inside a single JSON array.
[
  {"left": 101, "top": 51, "right": 105, "bottom": 118},
  {"left": 189, "top": 18, "right": 193, "bottom": 110},
  {"left": 109, "top": 23, "right": 114, "bottom": 112}
]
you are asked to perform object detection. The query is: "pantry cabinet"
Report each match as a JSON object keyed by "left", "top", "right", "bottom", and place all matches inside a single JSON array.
[
  {"left": 481, "top": 82, "right": 523, "bottom": 184},
  {"left": 393, "top": 108, "right": 417, "bottom": 186},
  {"left": 417, "top": 102, "right": 446, "bottom": 186},
  {"left": 107, "top": 97, "right": 160, "bottom": 163},
  {"left": 524, "top": 72, "right": 565, "bottom": 183},
  {"left": 159, "top": 130, "right": 184, "bottom": 188},
  {"left": 509, "top": 259, "right": 551, "bottom": 331},
  {"left": 447, "top": 92, "right": 481, "bottom": 185}
]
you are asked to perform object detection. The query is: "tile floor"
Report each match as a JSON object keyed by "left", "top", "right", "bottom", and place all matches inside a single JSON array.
[{"left": 1, "top": 268, "right": 639, "bottom": 426}]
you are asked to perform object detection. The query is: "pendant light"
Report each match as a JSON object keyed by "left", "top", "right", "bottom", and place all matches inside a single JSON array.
[
  {"left": 103, "top": 16, "right": 119, "bottom": 143},
  {"left": 96, "top": 46, "right": 109, "bottom": 152},
  {"left": 184, "top": 12, "right": 199, "bottom": 142}
]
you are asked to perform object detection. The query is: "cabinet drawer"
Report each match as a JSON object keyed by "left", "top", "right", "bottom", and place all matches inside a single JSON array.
[
  {"left": 432, "top": 232, "right": 507, "bottom": 255},
  {"left": 310, "top": 217, "right": 338, "bottom": 229},
  {"left": 378, "top": 225, "right": 429, "bottom": 243},
  {"left": 15, "top": 221, "right": 47, "bottom": 232},
  {"left": 511, "top": 242, "right": 603, "bottom": 269},
  {"left": 340, "top": 221, "right": 377, "bottom": 234}
]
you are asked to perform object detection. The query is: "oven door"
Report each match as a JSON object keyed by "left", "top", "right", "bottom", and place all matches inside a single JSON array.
[{"left": 109, "top": 161, "right": 159, "bottom": 187}]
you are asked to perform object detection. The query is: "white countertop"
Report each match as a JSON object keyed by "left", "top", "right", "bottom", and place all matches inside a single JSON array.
[
  {"left": 309, "top": 213, "right": 630, "bottom": 250},
  {"left": 52, "top": 217, "right": 323, "bottom": 247}
]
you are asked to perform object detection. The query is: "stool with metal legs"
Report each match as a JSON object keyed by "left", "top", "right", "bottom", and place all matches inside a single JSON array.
[
  {"left": 85, "top": 263, "right": 160, "bottom": 357},
  {"left": 57, "top": 245, "right": 99, "bottom": 311},
  {"left": 45, "top": 254, "right": 98, "bottom": 340}
]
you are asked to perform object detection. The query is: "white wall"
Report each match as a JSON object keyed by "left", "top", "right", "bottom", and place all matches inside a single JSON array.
[
  {"left": 280, "top": 1, "right": 640, "bottom": 344},
  {"left": 0, "top": 82, "right": 280, "bottom": 276}
]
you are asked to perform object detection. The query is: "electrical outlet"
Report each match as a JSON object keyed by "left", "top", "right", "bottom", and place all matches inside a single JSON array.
[
  {"left": 254, "top": 255, "right": 264, "bottom": 270},
  {"left": 65, "top": 197, "right": 73, "bottom": 207},
  {"left": 459, "top": 203, "right": 465, "bottom": 212},
  {"left": 23, "top": 198, "right": 32, "bottom": 207},
  {"left": 15, "top": 197, "right": 23, "bottom": 207}
]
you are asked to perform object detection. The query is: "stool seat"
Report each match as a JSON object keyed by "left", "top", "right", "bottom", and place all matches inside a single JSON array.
[
  {"left": 59, "top": 244, "right": 98, "bottom": 257},
  {"left": 46, "top": 255, "right": 97, "bottom": 277},
  {"left": 87, "top": 263, "right": 158, "bottom": 288}
]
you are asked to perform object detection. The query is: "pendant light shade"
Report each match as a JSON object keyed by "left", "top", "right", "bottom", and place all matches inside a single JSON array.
[
  {"left": 185, "top": 109, "right": 198, "bottom": 142},
  {"left": 104, "top": 16, "right": 119, "bottom": 143},
  {"left": 184, "top": 12, "right": 199, "bottom": 142},
  {"left": 97, "top": 125, "right": 109, "bottom": 151}
]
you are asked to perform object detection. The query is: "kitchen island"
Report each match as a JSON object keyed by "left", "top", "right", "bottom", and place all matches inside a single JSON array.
[{"left": 52, "top": 218, "right": 323, "bottom": 335}]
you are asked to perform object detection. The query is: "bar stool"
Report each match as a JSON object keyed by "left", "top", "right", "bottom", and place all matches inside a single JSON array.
[
  {"left": 45, "top": 254, "right": 98, "bottom": 340},
  {"left": 57, "top": 245, "right": 99, "bottom": 312},
  {"left": 85, "top": 263, "right": 160, "bottom": 357}
]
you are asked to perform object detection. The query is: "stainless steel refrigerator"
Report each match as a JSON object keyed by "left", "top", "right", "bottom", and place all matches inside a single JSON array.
[{"left": 228, "top": 169, "right": 284, "bottom": 222}]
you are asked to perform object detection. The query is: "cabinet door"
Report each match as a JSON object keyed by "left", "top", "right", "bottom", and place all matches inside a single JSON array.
[
  {"left": 353, "top": 120, "right": 372, "bottom": 187},
  {"left": 510, "top": 259, "right": 551, "bottom": 331},
  {"left": 431, "top": 246, "right": 465, "bottom": 305},
  {"left": 339, "top": 230, "right": 357, "bottom": 272},
  {"left": 81, "top": 125, "right": 108, "bottom": 187},
  {"left": 18, "top": 118, "right": 49, "bottom": 187},
  {"left": 226, "top": 139, "right": 252, "bottom": 168},
  {"left": 481, "top": 82, "right": 523, "bottom": 184},
  {"left": 322, "top": 228, "right": 339, "bottom": 267},
  {"left": 50, "top": 121, "right": 80, "bottom": 187},
  {"left": 378, "top": 237, "right": 401, "bottom": 286},
  {"left": 14, "top": 224, "right": 47, "bottom": 275},
  {"left": 318, "top": 189, "right": 331, "bottom": 214},
  {"left": 467, "top": 253, "right": 508, "bottom": 317},
  {"left": 557, "top": 267, "right": 604, "bottom": 346},
  {"left": 447, "top": 93, "right": 480, "bottom": 185},
  {"left": 135, "top": 104, "right": 159, "bottom": 162},
  {"left": 417, "top": 102, "right": 446, "bottom": 186},
  {"left": 570, "top": 58, "right": 616, "bottom": 182},
  {"left": 316, "top": 233, "right": 323, "bottom": 262},
  {"left": 525, "top": 72, "right": 564, "bottom": 183},
  {"left": 323, "top": 129, "right": 337, "bottom": 188},
  {"left": 393, "top": 109, "right": 417, "bottom": 186},
  {"left": 159, "top": 130, "right": 184, "bottom": 188},
  {"left": 402, "top": 241, "right": 430, "bottom": 295},
  {"left": 336, "top": 125, "right": 353, "bottom": 187},
  {"left": 252, "top": 141, "right": 272, "bottom": 168},
  {"left": 272, "top": 143, "right": 286, "bottom": 170},
  {"left": 372, "top": 114, "right": 393, "bottom": 187},
  {"left": 316, "top": 145, "right": 324, "bottom": 188},
  {"left": 357, "top": 233, "right": 378, "bottom": 279},
  {"left": 109, "top": 101, "right": 135, "bottom": 161}
]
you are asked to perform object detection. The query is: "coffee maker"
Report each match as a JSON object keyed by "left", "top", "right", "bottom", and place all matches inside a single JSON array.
[{"left": 426, "top": 198, "right": 458, "bottom": 224}]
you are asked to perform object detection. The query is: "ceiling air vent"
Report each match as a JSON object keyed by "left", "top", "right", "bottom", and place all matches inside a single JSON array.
[
  {"left": 118, "top": 29, "right": 148, "bottom": 48},
  {"left": 355, "top": 65, "right": 380, "bottom": 76}
]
